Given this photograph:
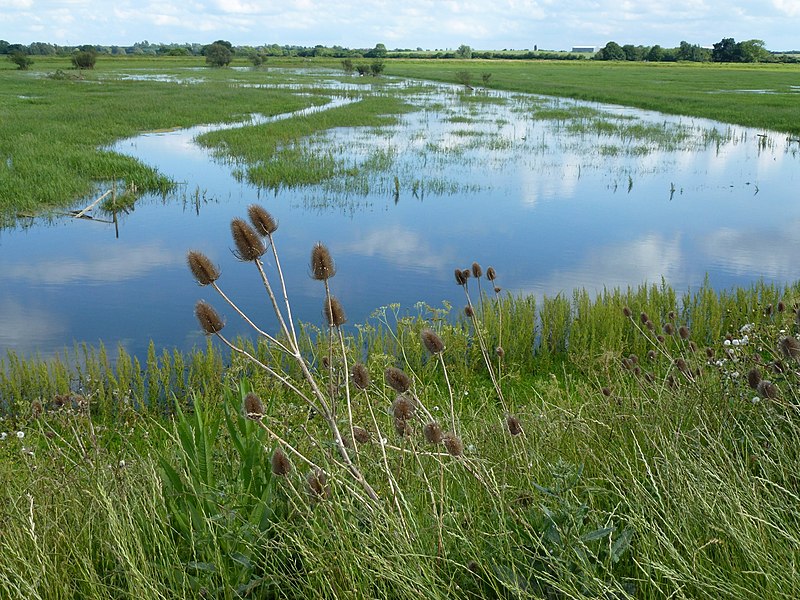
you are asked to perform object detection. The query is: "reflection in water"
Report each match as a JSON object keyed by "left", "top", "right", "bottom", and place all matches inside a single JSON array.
[{"left": 1, "top": 70, "right": 799, "bottom": 360}]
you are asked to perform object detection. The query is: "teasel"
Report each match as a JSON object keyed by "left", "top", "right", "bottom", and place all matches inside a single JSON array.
[
  {"left": 423, "top": 421, "right": 443, "bottom": 444},
  {"left": 705, "top": 347, "right": 715, "bottom": 359},
  {"left": 394, "top": 417, "right": 410, "bottom": 437},
  {"left": 640, "top": 312, "right": 649, "bottom": 325},
  {"left": 306, "top": 468, "right": 330, "bottom": 501},
  {"left": 243, "top": 392, "right": 265, "bottom": 420},
  {"left": 271, "top": 447, "right": 292, "bottom": 476},
  {"left": 187, "top": 250, "right": 220, "bottom": 286},
  {"left": 195, "top": 300, "right": 224, "bottom": 335},
  {"left": 495, "top": 346, "right": 505, "bottom": 359},
  {"left": 486, "top": 266, "right": 496, "bottom": 281},
  {"left": 464, "top": 305, "right": 474, "bottom": 318},
  {"left": 647, "top": 350, "right": 657, "bottom": 361},
  {"left": 678, "top": 325, "right": 690, "bottom": 340},
  {"left": 247, "top": 204, "right": 278, "bottom": 236},
  {"left": 663, "top": 322, "right": 675, "bottom": 336},
  {"left": 645, "top": 320, "right": 655, "bottom": 331},
  {"left": 421, "top": 328, "right": 445, "bottom": 355},
  {"left": 442, "top": 433, "right": 464, "bottom": 457},
  {"left": 601, "top": 387, "right": 612, "bottom": 397},
  {"left": 392, "top": 394, "right": 416, "bottom": 420},
  {"left": 323, "top": 296, "right": 347, "bottom": 327},
  {"left": 351, "top": 363, "right": 370, "bottom": 390},
  {"left": 310, "top": 242, "right": 336, "bottom": 280},
  {"left": 777, "top": 301, "right": 786, "bottom": 313},
  {"left": 675, "top": 358, "right": 689, "bottom": 374},
  {"left": 756, "top": 379, "right": 779, "bottom": 400},
  {"left": 506, "top": 414, "right": 523, "bottom": 436},
  {"left": 454, "top": 268, "right": 468, "bottom": 286},
  {"left": 471, "top": 262, "right": 483, "bottom": 278},
  {"left": 747, "top": 368, "right": 762, "bottom": 390},
  {"left": 231, "top": 218, "right": 265, "bottom": 261},
  {"left": 385, "top": 367, "right": 411, "bottom": 393},
  {"left": 668, "top": 310, "right": 676, "bottom": 321},
  {"left": 352, "top": 426, "right": 371, "bottom": 444},
  {"left": 622, "top": 306, "right": 632, "bottom": 318},
  {"left": 778, "top": 335, "right": 800, "bottom": 361}
]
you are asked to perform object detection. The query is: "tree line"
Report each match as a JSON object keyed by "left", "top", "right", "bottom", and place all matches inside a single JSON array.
[{"left": 594, "top": 38, "right": 797, "bottom": 63}]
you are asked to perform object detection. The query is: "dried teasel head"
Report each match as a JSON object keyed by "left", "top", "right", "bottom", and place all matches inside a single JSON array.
[
  {"left": 496, "top": 346, "right": 505, "bottom": 359},
  {"left": 678, "top": 325, "right": 690, "bottom": 340},
  {"left": 392, "top": 394, "right": 416, "bottom": 420},
  {"left": 747, "top": 368, "right": 762, "bottom": 390},
  {"left": 778, "top": 335, "right": 800, "bottom": 361},
  {"left": 393, "top": 417, "right": 409, "bottom": 436},
  {"left": 243, "top": 392, "right": 264, "bottom": 420},
  {"left": 506, "top": 414, "right": 522, "bottom": 436},
  {"left": 471, "top": 262, "right": 483, "bottom": 278},
  {"left": 231, "top": 218, "right": 265, "bottom": 261},
  {"left": 195, "top": 300, "right": 224, "bottom": 335},
  {"left": 423, "top": 421, "right": 443, "bottom": 444},
  {"left": 385, "top": 367, "right": 411, "bottom": 393},
  {"left": 351, "top": 363, "right": 370, "bottom": 390},
  {"left": 310, "top": 242, "right": 336, "bottom": 280},
  {"left": 271, "top": 447, "right": 292, "bottom": 476},
  {"left": 443, "top": 433, "right": 464, "bottom": 457},
  {"left": 777, "top": 301, "right": 786, "bottom": 313},
  {"left": 323, "top": 296, "right": 347, "bottom": 327},
  {"left": 352, "top": 426, "right": 371, "bottom": 444},
  {"left": 306, "top": 468, "right": 330, "bottom": 501},
  {"left": 247, "top": 204, "right": 278, "bottom": 236},
  {"left": 486, "top": 266, "right": 496, "bottom": 281},
  {"left": 640, "top": 312, "right": 649, "bottom": 325},
  {"left": 663, "top": 323, "right": 675, "bottom": 336},
  {"left": 622, "top": 306, "right": 632, "bottom": 318},
  {"left": 187, "top": 250, "right": 220, "bottom": 286},
  {"left": 421, "top": 328, "right": 445, "bottom": 355},
  {"left": 756, "top": 380, "right": 780, "bottom": 400},
  {"left": 454, "top": 268, "right": 468, "bottom": 286},
  {"left": 464, "top": 305, "right": 474, "bottom": 318}
]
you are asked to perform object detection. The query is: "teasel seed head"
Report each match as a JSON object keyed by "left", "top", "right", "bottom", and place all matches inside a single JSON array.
[
  {"left": 778, "top": 335, "right": 800, "bottom": 361},
  {"left": 271, "top": 447, "right": 292, "bottom": 476},
  {"left": 231, "top": 218, "right": 265, "bottom": 261},
  {"left": 638, "top": 312, "right": 648, "bottom": 324},
  {"left": 657, "top": 335, "right": 665, "bottom": 344},
  {"left": 706, "top": 347, "right": 715, "bottom": 359},
  {"left": 678, "top": 325, "right": 690, "bottom": 340},
  {"left": 493, "top": 286, "right": 502, "bottom": 294},
  {"left": 195, "top": 300, "right": 224, "bottom": 335},
  {"left": 471, "top": 262, "right": 483, "bottom": 278},
  {"left": 602, "top": 387, "right": 612, "bottom": 397},
  {"left": 668, "top": 310, "right": 676, "bottom": 321},
  {"left": 663, "top": 322, "right": 675, "bottom": 336},
  {"left": 628, "top": 354, "right": 639, "bottom": 365},
  {"left": 243, "top": 392, "right": 264, "bottom": 420},
  {"left": 454, "top": 268, "right": 468, "bottom": 286},
  {"left": 496, "top": 346, "right": 505, "bottom": 358},
  {"left": 392, "top": 394, "right": 416, "bottom": 420},
  {"left": 421, "top": 328, "right": 445, "bottom": 355},
  {"left": 675, "top": 358, "right": 689, "bottom": 373},
  {"left": 423, "top": 421, "right": 443, "bottom": 444},
  {"left": 247, "top": 204, "right": 278, "bottom": 236},
  {"left": 464, "top": 305, "right": 474, "bottom": 318},
  {"left": 506, "top": 414, "right": 523, "bottom": 436},
  {"left": 622, "top": 306, "right": 632, "bottom": 318},
  {"left": 306, "top": 468, "right": 330, "bottom": 501},
  {"left": 756, "top": 379, "right": 779, "bottom": 400},
  {"left": 688, "top": 341, "right": 698, "bottom": 353},
  {"left": 777, "top": 301, "right": 786, "bottom": 313},
  {"left": 310, "top": 242, "right": 336, "bottom": 280},
  {"left": 394, "top": 417, "right": 409, "bottom": 436},
  {"left": 353, "top": 426, "right": 371, "bottom": 445},
  {"left": 486, "top": 266, "right": 497, "bottom": 281},
  {"left": 187, "top": 250, "right": 220, "bottom": 286},
  {"left": 351, "top": 363, "right": 370, "bottom": 390},
  {"left": 765, "top": 303, "right": 773, "bottom": 316},
  {"left": 645, "top": 320, "right": 655, "bottom": 331},
  {"left": 385, "top": 367, "right": 411, "bottom": 393},
  {"left": 647, "top": 350, "right": 657, "bottom": 361},
  {"left": 443, "top": 433, "right": 464, "bottom": 457},
  {"left": 747, "top": 368, "right": 762, "bottom": 390},
  {"left": 323, "top": 296, "right": 347, "bottom": 327}
]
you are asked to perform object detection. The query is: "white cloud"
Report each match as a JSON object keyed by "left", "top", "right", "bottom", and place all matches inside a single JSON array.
[{"left": 772, "top": 0, "right": 800, "bottom": 16}]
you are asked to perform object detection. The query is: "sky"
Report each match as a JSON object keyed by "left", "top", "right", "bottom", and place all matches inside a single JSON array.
[{"left": 2, "top": 0, "right": 798, "bottom": 51}]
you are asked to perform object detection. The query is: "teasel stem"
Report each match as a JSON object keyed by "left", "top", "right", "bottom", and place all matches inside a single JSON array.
[
  {"left": 265, "top": 233, "right": 300, "bottom": 351},
  {"left": 254, "top": 258, "right": 296, "bottom": 353},
  {"left": 333, "top": 322, "right": 357, "bottom": 459},
  {"left": 256, "top": 421, "right": 321, "bottom": 472},
  {"left": 324, "top": 280, "right": 336, "bottom": 417},
  {"left": 460, "top": 286, "right": 507, "bottom": 411},
  {"left": 436, "top": 352, "right": 457, "bottom": 434}
]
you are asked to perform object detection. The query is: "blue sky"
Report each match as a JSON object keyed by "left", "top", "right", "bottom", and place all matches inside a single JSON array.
[{"left": 2, "top": 0, "right": 798, "bottom": 51}]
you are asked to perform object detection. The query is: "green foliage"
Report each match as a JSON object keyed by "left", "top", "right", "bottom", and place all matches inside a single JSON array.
[
  {"left": 205, "top": 42, "right": 233, "bottom": 67},
  {"left": 8, "top": 51, "right": 32, "bottom": 70},
  {"left": 455, "top": 44, "right": 473, "bottom": 59},
  {"left": 71, "top": 50, "right": 97, "bottom": 69},
  {"left": 595, "top": 41, "right": 626, "bottom": 61}
]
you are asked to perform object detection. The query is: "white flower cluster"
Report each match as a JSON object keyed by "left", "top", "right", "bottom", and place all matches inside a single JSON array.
[{"left": 0, "top": 431, "right": 25, "bottom": 441}]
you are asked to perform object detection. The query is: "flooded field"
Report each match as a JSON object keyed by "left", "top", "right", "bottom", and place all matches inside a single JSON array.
[{"left": 2, "top": 68, "right": 799, "bottom": 359}]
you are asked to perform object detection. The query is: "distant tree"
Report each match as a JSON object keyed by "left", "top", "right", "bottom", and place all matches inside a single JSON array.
[
  {"left": 738, "top": 39, "right": 769, "bottom": 63},
  {"left": 250, "top": 52, "right": 267, "bottom": 66},
  {"left": 355, "top": 63, "right": 371, "bottom": 76},
  {"left": 712, "top": 37, "right": 739, "bottom": 62},
  {"left": 646, "top": 45, "right": 665, "bottom": 62},
  {"left": 455, "top": 44, "right": 473, "bottom": 59},
  {"left": 341, "top": 58, "right": 354, "bottom": 74},
  {"left": 9, "top": 51, "right": 33, "bottom": 70},
  {"left": 455, "top": 70, "right": 473, "bottom": 87},
  {"left": 676, "top": 41, "right": 710, "bottom": 62},
  {"left": 622, "top": 44, "right": 646, "bottom": 61},
  {"left": 594, "top": 41, "right": 625, "bottom": 60},
  {"left": 365, "top": 43, "right": 387, "bottom": 58},
  {"left": 370, "top": 59, "right": 385, "bottom": 76},
  {"left": 204, "top": 42, "right": 233, "bottom": 67},
  {"left": 71, "top": 50, "right": 97, "bottom": 69},
  {"left": 0, "top": 40, "right": 10, "bottom": 54}
]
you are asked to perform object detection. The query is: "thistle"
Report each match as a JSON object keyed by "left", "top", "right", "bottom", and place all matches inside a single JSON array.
[
  {"left": 778, "top": 335, "right": 800, "bottom": 361},
  {"left": 187, "top": 250, "right": 220, "bottom": 285},
  {"left": 454, "top": 268, "right": 468, "bottom": 286},
  {"left": 471, "top": 262, "right": 483, "bottom": 278},
  {"left": 243, "top": 392, "right": 265, "bottom": 420},
  {"left": 486, "top": 266, "right": 496, "bottom": 281},
  {"left": 442, "top": 433, "right": 464, "bottom": 457},
  {"left": 195, "top": 300, "right": 224, "bottom": 334},
  {"left": 678, "top": 325, "right": 690, "bottom": 340},
  {"left": 351, "top": 363, "right": 370, "bottom": 390},
  {"left": 392, "top": 394, "right": 416, "bottom": 420}
]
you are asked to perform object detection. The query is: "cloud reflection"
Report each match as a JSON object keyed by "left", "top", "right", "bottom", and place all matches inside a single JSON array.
[
  {"left": 701, "top": 222, "right": 800, "bottom": 279},
  {"left": 339, "top": 225, "right": 452, "bottom": 272}
]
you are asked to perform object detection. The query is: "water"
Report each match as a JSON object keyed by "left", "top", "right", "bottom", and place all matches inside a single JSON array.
[{"left": 2, "top": 71, "right": 799, "bottom": 360}]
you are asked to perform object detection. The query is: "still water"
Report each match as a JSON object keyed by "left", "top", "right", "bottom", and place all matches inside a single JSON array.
[{"left": 2, "top": 71, "right": 799, "bottom": 360}]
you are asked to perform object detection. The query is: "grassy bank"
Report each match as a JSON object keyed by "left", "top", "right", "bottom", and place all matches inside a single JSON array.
[{"left": 2, "top": 273, "right": 799, "bottom": 598}]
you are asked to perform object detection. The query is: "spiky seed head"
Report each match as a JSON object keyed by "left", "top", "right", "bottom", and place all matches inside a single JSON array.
[
  {"left": 310, "top": 242, "right": 335, "bottom": 280},
  {"left": 771, "top": 360, "right": 785, "bottom": 374},
  {"left": 688, "top": 341, "right": 698, "bottom": 353},
  {"left": 472, "top": 262, "right": 483, "bottom": 278},
  {"left": 647, "top": 350, "right": 657, "bottom": 361},
  {"left": 663, "top": 323, "right": 675, "bottom": 336},
  {"left": 601, "top": 387, "right": 612, "bottom": 397},
  {"left": 306, "top": 468, "right": 330, "bottom": 500},
  {"left": 675, "top": 358, "right": 689, "bottom": 373},
  {"left": 678, "top": 325, "right": 690, "bottom": 340},
  {"left": 323, "top": 296, "right": 347, "bottom": 327},
  {"left": 633, "top": 365, "right": 641, "bottom": 376},
  {"left": 394, "top": 417, "right": 409, "bottom": 436},
  {"left": 645, "top": 320, "right": 655, "bottom": 331},
  {"left": 247, "top": 204, "right": 278, "bottom": 236},
  {"left": 668, "top": 310, "right": 676, "bottom": 321},
  {"left": 486, "top": 266, "right": 497, "bottom": 281},
  {"left": 706, "top": 347, "right": 715, "bottom": 359},
  {"left": 622, "top": 306, "right": 632, "bottom": 318},
  {"left": 777, "top": 301, "right": 786, "bottom": 313},
  {"left": 496, "top": 346, "right": 505, "bottom": 358},
  {"left": 351, "top": 363, "right": 370, "bottom": 390},
  {"left": 271, "top": 447, "right": 292, "bottom": 476},
  {"left": 421, "top": 328, "right": 445, "bottom": 355},
  {"left": 454, "top": 268, "right": 468, "bottom": 286},
  {"left": 493, "top": 286, "right": 502, "bottom": 294},
  {"left": 392, "top": 394, "right": 416, "bottom": 420},
  {"left": 423, "top": 421, "right": 443, "bottom": 444},
  {"left": 385, "top": 367, "right": 411, "bottom": 393},
  {"left": 645, "top": 371, "right": 655, "bottom": 383},
  {"left": 640, "top": 312, "right": 649, "bottom": 324},
  {"left": 353, "top": 426, "right": 371, "bottom": 444},
  {"left": 628, "top": 354, "right": 639, "bottom": 364},
  {"left": 778, "top": 335, "right": 800, "bottom": 361},
  {"left": 765, "top": 303, "right": 773, "bottom": 316},
  {"left": 756, "top": 380, "right": 779, "bottom": 399},
  {"left": 443, "top": 433, "right": 464, "bottom": 457},
  {"left": 231, "top": 218, "right": 265, "bottom": 261},
  {"left": 506, "top": 414, "right": 522, "bottom": 436},
  {"left": 461, "top": 269, "right": 471, "bottom": 282},
  {"left": 195, "top": 300, "right": 224, "bottom": 335},
  {"left": 243, "top": 392, "right": 264, "bottom": 420},
  {"left": 747, "top": 368, "right": 762, "bottom": 390},
  {"left": 657, "top": 335, "right": 665, "bottom": 344},
  {"left": 187, "top": 251, "right": 220, "bottom": 286},
  {"left": 464, "top": 305, "right": 474, "bottom": 318}
]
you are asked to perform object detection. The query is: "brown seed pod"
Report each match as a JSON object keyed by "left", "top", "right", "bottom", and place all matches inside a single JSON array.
[
  {"left": 756, "top": 380, "right": 780, "bottom": 400},
  {"left": 778, "top": 335, "right": 800, "bottom": 361},
  {"left": 454, "top": 268, "right": 468, "bottom": 286},
  {"left": 195, "top": 300, "right": 224, "bottom": 335},
  {"left": 640, "top": 312, "right": 649, "bottom": 325},
  {"left": 486, "top": 266, "right": 497, "bottom": 281},
  {"left": 351, "top": 363, "right": 370, "bottom": 390},
  {"left": 777, "top": 301, "right": 786, "bottom": 313},
  {"left": 385, "top": 367, "right": 411, "bottom": 393},
  {"left": 271, "top": 447, "right": 292, "bottom": 476},
  {"left": 310, "top": 242, "right": 336, "bottom": 280},
  {"left": 601, "top": 387, "right": 612, "bottom": 397},
  {"left": 464, "top": 305, "right": 474, "bottom": 318},
  {"left": 423, "top": 421, "right": 443, "bottom": 444},
  {"left": 421, "top": 328, "right": 445, "bottom": 355},
  {"left": 647, "top": 350, "right": 657, "bottom": 361},
  {"left": 392, "top": 394, "right": 416, "bottom": 420},
  {"left": 306, "top": 468, "right": 330, "bottom": 500},
  {"left": 323, "top": 296, "right": 347, "bottom": 327},
  {"left": 747, "top": 368, "right": 762, "bottom": 390},
  {"left": 247, "top": 204, "right": 278, "bottom": 236},
  {"left": 243, "top": 392, "right": 264, "bottom": 420},
  {"left": 645, "top": 320, "right": 655, "bottom": 331},
  {"left": 663, "top": 323, "right": 675, "bottom": 336},
  {"left": 352, "top": 426, "right": 371, "bottom": 444},
  {"left": 622, "top": 306, "right": 632, "bottom": 318},
  {"left": 471, "top": 262, "right": 483, "bottom": 278},
  {"left": 506, "top": 414, "right": 523, "bottom": 436},
  {"left": 443, "top": 433, "right": 464, "bottom": 457},
  {"left": 678, "top": 325, "right": 690, "bottom": 340},
  {"left": 231, "top": 218, "right": 265, "bottom": 261},
  {"left": 187, "top": 250, "right": 220, "bottom": 286},
  {"left": 495, "top": 346, "right": 505, "bottom": 358},
  {"left": 393, "top": 417, "right": 409, "bottom": 436},
  {"left": 493, "top": 286, "right": 502, "bottom": 294}
]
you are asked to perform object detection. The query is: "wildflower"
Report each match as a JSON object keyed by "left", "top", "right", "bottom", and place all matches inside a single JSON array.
[
  {"left": 0, "top": 432, "right": 6, "bottom": 441},
  {"left": 16, "top": 431, "right": 24, "bottom": 439}
]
